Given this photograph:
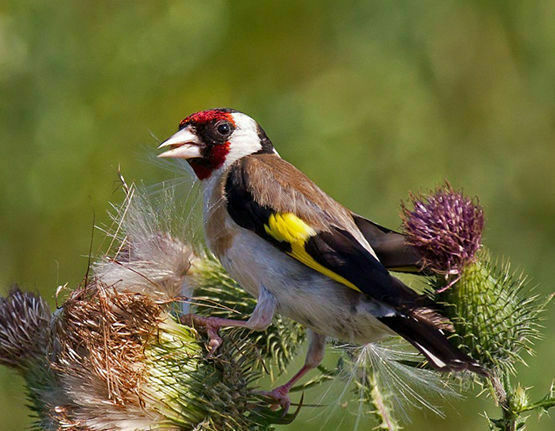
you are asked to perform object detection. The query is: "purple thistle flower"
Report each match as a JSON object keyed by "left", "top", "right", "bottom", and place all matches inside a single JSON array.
[{"left": 401, "top": 183, "right": 484, "bottom": 283}]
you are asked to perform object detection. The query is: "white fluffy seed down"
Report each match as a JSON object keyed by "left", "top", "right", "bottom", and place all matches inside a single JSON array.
[
  {"left": 36, "top": 185, "right": 203, "bottom": 431},
  {"left": 94, "top": 185, "right": 195, "bottom": 301}
]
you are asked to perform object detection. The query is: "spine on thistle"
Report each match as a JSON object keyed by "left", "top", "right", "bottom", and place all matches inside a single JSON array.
[
  {"left": 401, "top": 183, "right": 553, "bottom": 430},
  {"left": 0, "top": 185, "right": 302, "bottom": 431},
  {"left": 0, "top": 181, "right": 551, "bottom": 431}
]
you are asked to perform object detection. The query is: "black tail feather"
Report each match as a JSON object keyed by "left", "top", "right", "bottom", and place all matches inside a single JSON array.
[{"left": 378, "top": 313, "right": 488, "bottom": 377}]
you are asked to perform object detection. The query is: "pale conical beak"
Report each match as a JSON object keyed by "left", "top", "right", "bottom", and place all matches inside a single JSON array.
[{"left": 157, "top": 127, "right": 203, "bottom": 159}]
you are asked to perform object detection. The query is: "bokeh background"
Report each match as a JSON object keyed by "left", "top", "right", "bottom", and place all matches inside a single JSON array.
[{"left": 1, "top": 1, "right": 554, "bottom": 430}]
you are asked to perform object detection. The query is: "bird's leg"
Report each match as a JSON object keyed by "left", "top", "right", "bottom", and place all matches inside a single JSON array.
[
  {"left": 180, "top": 286, "right": 276, "bottom": 353},
  {"left": 258, "top": 330, "right": 326, "bottom": 413}
]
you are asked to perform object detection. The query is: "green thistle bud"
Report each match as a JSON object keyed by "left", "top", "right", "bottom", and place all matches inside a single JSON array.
[
  {"left": 436, "top": 250, "right": 543, "bottom": 374},
  {"left": 511, "top": 384, "right": 528, "bottom": 412},
  {"left": 141, "top": 313, "right": 275, "bottom": 431}
]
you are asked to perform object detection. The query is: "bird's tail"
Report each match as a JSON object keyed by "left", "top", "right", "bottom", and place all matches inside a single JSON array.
[{"left": 378, "top": 280, "right": 487, "bottom": 377}]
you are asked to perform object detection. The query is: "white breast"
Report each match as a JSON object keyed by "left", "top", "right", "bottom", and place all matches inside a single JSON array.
[{"left": 219, "top": 223, "right": 393, "bottom": 344}]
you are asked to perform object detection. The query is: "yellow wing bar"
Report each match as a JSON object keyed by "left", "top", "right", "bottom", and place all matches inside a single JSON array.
[{"left": 264, "top": 213, "right": 361, "bottom": 293}]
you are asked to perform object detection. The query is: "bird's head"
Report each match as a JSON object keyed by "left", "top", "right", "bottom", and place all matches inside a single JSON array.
[{"left": 158, "top": 108, "right": 274, "bottom": 180}]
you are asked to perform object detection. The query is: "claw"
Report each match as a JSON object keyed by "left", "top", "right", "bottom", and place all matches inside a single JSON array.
[
  {"left": 204, "top": 323, "right": 223, "bottom": 355},
  {"left": 256, "top": 385, "right": 292, "bottom": 414},
  {"left": 180, "top": 314, "right": 224, "bottom": 355}
]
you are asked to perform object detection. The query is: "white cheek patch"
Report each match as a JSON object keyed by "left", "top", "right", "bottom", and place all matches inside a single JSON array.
[{"left": 223, "top": 113, "right": 263, "bottom": 166}]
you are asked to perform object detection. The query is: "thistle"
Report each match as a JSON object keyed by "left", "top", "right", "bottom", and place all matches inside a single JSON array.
[
  {"left": 433, "top": 251, "right": 553, "bottom": 431},
  {"left": 1, "top": 180, "right": 552, "bottom": 431},
  {"left": 401, "top": 183, "right": 484, "bottom": 285},
  {"left": 0, "top": 287, "right": 51, "bottom": 370},
  {"left": 401, "top": 184, "right": 553, "bottom": 430},
  {"left": 0, "top": 184, "right": 302, "bottom": 430},
  {"left": 435, "top": 251, "right": 543, "bottom": 374},
  {"left": 16, "top": 279, "right": 286, "bottom": 431}
]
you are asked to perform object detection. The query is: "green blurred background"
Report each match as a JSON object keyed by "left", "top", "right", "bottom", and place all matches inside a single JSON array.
[{"left": 1, "top": 0, "right": 554, "bottom": 429}]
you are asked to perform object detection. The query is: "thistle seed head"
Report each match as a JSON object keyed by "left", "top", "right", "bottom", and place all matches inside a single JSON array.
[
  {"left": 28, "top": 277, "right": 284, "bottom": 430},
  {"left": 53, "top": 283, "right": 165, "bottom": 407},
  {"left": 94, "top": 183, "right": 195, "bottom": 301},
  {"left": 1, "top": 183, "right": 296, "bottom": 430}
]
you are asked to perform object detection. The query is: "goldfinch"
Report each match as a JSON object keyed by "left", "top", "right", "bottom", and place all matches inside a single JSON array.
[{"left": 158, "top": 108, "right": 484, "bottom": 410}]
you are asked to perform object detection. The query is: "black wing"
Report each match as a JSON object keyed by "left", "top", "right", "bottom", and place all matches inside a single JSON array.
[
  {"left": 224, "top": 155, "right": 407, "bottom": 304},
  {"left": 352, "top": 214, "right": 428, "bottom": 274}
]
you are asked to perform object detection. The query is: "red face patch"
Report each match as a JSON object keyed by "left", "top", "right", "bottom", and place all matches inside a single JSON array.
[
  {"left": 178, "top": 109, "right": 236, "bottom": 180},
  {"left": 188, "top": 141, "right": 230, "bottom": 180},
  {"left": 179, "top": 109, "right": 236, "bottom": 128}
]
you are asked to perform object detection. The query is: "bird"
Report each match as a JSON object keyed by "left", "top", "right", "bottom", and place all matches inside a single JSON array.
[{"left": 157, "top": 108, "right": 485, "bottom": 411}]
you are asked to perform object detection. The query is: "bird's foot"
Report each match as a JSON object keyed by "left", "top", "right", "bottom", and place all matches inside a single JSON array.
[
  {"left": 256, "top": 384, "right": 292, "bottom": 414},
  {"left": 180, "top": 314, "right": 223, "bottom": 355}
]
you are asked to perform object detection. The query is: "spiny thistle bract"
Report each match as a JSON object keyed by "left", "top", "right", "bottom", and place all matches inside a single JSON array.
[
  {"left": 435, "top": 250, "right": 544, "bottom": 375},
  {"left": 0, "top": 287, "right": 50, "bottom": 369},
  {"left": 1, "top": 181, "right": 551, "bottom": 431},
  {"left": 0, "top": 184, "right": 303, "bottom": 431}
]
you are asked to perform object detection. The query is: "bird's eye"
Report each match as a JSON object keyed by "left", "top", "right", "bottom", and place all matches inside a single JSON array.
[{"left": 216, "top": 122, "right": 231, "bottom": 136}]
